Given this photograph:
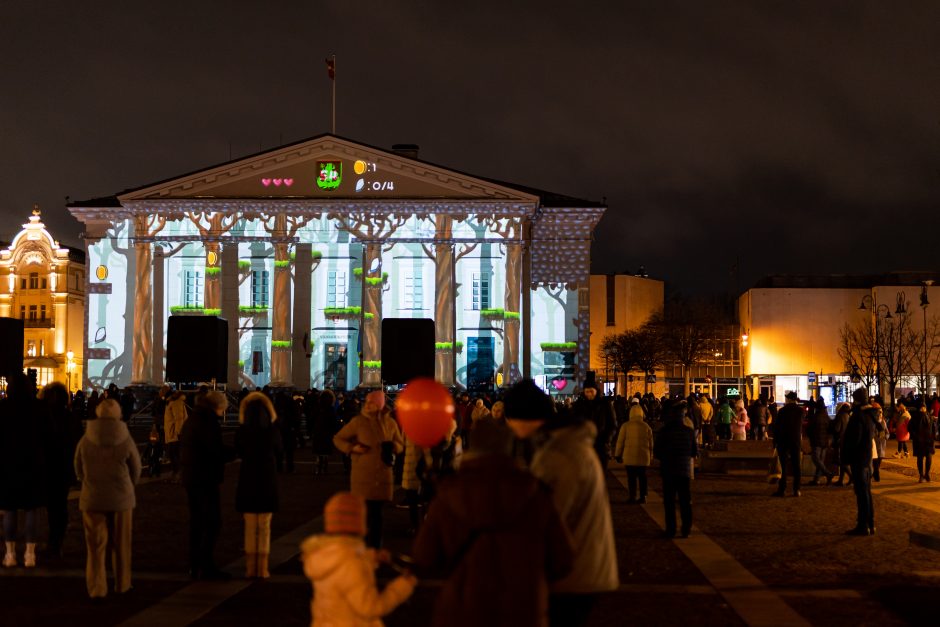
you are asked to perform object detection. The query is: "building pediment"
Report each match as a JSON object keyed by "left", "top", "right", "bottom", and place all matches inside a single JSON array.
[{"left": 117, "top": 135, "right": 538, "bottom": 206}]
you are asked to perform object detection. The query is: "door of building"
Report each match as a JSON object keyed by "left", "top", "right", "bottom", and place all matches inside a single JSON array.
[
  {"left": 324, "top": 343, "right": 347, "bottom": 390},
  {"left": 466, "top": 337, "right": 495, "bottom": 393}
]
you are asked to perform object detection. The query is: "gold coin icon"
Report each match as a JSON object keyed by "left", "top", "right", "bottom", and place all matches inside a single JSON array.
[
  {"left": 354, "top": 160, "right": 367, "bottom": 175},
  {"left": 207, "top": 251, "right": 218, "bottom": 266},
  {"left": 95, "top": 265, "right": 108, "bottom": 280}
]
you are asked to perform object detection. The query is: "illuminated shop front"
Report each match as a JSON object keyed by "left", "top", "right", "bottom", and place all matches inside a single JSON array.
[{"left": 68, "top": 135, "right": 604, "bottom": 392}]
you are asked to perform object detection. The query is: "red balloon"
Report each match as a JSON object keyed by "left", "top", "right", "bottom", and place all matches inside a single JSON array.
[{"left": 395, "top": 378, "right": 456, "bottom": 447}]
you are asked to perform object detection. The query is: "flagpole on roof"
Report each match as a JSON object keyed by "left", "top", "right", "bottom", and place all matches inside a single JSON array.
[{"left": 326, "top": 54, "right": 336, "bottom": 134}]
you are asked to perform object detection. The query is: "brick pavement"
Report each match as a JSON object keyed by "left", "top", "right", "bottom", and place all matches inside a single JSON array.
[{"left": 3, "top": 442, "right": 940, "bottom": 626}]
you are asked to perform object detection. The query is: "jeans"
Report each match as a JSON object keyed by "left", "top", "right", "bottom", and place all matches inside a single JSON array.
[
  {"left": 851, "top": 465, "right": 874, "bottom": 530},
  {"left": 776, "top": 445, "right": 802, "bottom": 494},
  {"left": 811, "top": 446, "right": 833, "bottom": 480},
  {"left": 752, "top": 425, "right": 767, "bottom": 441},
  {"left": 2, "top": 509, "right": 37, "bottom": 543},
  {"left": 917, "top": 454, "right": 933, "bottom": 479},
  {"left": 662, "top": 475, "right": 692, "bottom": 536},
  {"left": 625, "top": 466, "right": 648, "bottom": 501}
]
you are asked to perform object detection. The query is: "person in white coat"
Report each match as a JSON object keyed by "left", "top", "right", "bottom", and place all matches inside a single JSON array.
[
  {"left": 614, "top": 398, "right": 653, "bottom": 503},
  {"left": 301, "top": 491, "right": 415, "bottom": 627},
  {"left": 74, "top": 399, "right": 141, "bottom": 598}
]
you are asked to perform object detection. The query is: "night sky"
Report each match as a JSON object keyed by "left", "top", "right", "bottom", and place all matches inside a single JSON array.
[{"left": 2, "top": 1, "right": 938, "bottom": 294}]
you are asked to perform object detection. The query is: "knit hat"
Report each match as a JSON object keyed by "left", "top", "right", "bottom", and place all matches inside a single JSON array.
[
  {"left": 785, "top": 391, "right": 798, "bottom": 401},
  {"left": 503, "top": 379, "right": 553, "bottom": 421},
  {"left": 852, "top": 388, "right": 869, "bottom": 405},
  {"left": 365, "top": 390, "right": 386, "bottom": 411},
  {"left": 630, "top": 397, "right": 640, "bottom": 405},
  {"left": 324, "top": 492, "right": 366, "bottom": 536}
]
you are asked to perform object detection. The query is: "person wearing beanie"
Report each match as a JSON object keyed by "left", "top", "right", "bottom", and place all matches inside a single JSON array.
[
  {"left": 73, "top": 398, "right": 141, "bottom": 598},
  {"left": 841, "top": 388, "right": 883, "bottom": 535},
  {"left": 505, "top": 379, "right": 619, "bottom": 627},
  {"left": 334, "top": 391, "right": 404, "bottom": 548},
  {"left": 413, "top": 419, "right": 573, "bottom": 627},
  {"left": 654, "top": 402, "right": 697, "bottom": 539},
  {"left": 301, "top": 492, "right": 416, "bottom": 627},
  {"left": 236, "top": 392, "right": 282, "bottom": 579}
]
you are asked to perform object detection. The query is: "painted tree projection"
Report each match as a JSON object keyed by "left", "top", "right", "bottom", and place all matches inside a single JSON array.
[
  {"left": 257, "top": 213, "right": 311, "bottom": 385},
  {"left": 330, "top": 211, "right": 407, "bottom": 386},
  {"left": 185, "top": 211, "right": 238, "bottom": 310},
  {"left": 132, "top": 214, "right": 167, "bottom": 384},
  {"left": 91, "top": 221, "right": 134, "bottom": 387},
  {"left": 481, "top": 215, "right": 524, "bottom": 384},
  {"left": 419, "top": 213, "right": 480, "bottom": 385}
]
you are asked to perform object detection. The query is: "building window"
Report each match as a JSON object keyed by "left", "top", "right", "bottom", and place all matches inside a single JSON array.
[
  {"left": 251, "top": 350, "right": 264, "bottom": 374},
  {"left": 29, "top": 273, "right": 38, "bottom": 289},
  {"left": 184, "top": 270, "right": 203, "bottom": 307},
  {"left": 327, "top": 271, "right": 347, "bottom": 308},
  {"left": 471, "top": 272, "right": 490, "bottom": 310},
  {"left": 606, "top": 275, "right": 615, "bottom": 326},
  {"left": 39, "top": 339, "right": 44, "bottom": 356},
  {"left": 28, "top": 305, "right": 37, "bottom": 320},
  {"left": 403, "top": 271, "right": 423, "bottom": 310},
  {"left": 20, "top": 278, "right": 26, "bottom": 289},
  {"left": 26, "top": 339, "right": 36, "bottom": 356},
  {"left": 251, "top": 270, "right": 269, "bottom": 307},
  {"left": 40, "top": 305, "right": 46, "bottom": 320},
  {"left": 41, "top": 278, "right": 47, "bottom": 289},
  {"left": 19, "top": 305, "right": 25, "bottom": 319}
]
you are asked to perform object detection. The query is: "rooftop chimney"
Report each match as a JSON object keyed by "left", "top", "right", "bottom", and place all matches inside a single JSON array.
[{"left": 391, "top": 143, "right": 419, "bottom": 159}]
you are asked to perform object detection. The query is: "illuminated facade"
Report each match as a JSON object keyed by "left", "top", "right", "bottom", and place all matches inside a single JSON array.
[
  {"left": 739, "top": 273, "right": 939, "bottom": 405},
  {"left": 0, "top": 207, "right": 85, "bottom": 389},
  {"left": 68, "top": 135, "right": 605, "bottom": 392}
]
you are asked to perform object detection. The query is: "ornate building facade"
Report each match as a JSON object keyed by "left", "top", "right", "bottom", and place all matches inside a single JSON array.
[
  {"left": 68, "top": 136, "right": 604, "bottom": 392},
  {"left": 0, "top": 207, "right": 86, "bottom": 389}
]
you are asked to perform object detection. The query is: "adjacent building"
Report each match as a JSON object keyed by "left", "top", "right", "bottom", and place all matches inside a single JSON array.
[
  {"left": 67, "top": 135, "right": 605, "bottom": 393},
  {"left": 0, "top": 207, "right": 86, "bottom": 389}
]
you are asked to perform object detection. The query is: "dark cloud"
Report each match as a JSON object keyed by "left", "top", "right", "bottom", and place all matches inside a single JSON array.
[{"left": 1, "top": 1, "right": 937, "bottom": 293}]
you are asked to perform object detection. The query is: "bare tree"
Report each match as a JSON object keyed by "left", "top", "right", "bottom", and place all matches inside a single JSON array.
[
  {"left": 876, "top": 308, "right": 918, "bottom": 407},
  {"left": 911, "top": 314, "right": 940, "bottom": 394},
  {"left": 652, "top": 297, "right": 721, "bottom": 396},
  {"left": 837, "top": 321, "right": 878, "bottom": 392}
]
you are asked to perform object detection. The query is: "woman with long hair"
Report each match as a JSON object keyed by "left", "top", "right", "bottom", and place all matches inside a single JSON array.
[{"left": 236, "top": 392, "right": 282, "bottom": 578}]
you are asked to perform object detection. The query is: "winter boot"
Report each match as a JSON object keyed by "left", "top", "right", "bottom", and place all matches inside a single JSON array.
[
  {"left": 257, "top": 553, "right": 270, "bottom": 579},
  {"left": 3, "top": 542, "right": 16, "bottom": 567},
  {"left": 24, "top": 543, "right": 37, "bottom": 568},
  {"left": 245, "top": 553, "right": 258, "bottom": 579}
]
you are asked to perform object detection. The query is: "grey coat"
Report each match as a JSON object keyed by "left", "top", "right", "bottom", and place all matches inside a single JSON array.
[
  {"left": 74, "top": 418, "right": 141, "bottom": 512},
  {"left": 333, "top": 409, "right": 404, "bottom": 502}
]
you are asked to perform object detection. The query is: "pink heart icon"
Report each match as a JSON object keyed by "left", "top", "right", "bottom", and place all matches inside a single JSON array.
[
  {"left": 273, "top": 178, "right": 282, "bottom": 186},
  {"left": 261, "top": 178, "right": 271, "bottom": 187},
  {"left": 552, "top": 378, "right": 567, "bottom": 391},
  {"left": 283, "top": 178, "right": 293, "bottom": 187}
]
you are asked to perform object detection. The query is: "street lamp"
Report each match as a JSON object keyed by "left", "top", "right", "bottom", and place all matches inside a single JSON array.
[
  {"left": 859, "top": 294, "right": 893, "bottom": 396},
  {"left": 922, "top": 280, "right": 933, "bottom": 394},
  {"left": 66, "top": 350, "right": 74, "bottom": 394}
]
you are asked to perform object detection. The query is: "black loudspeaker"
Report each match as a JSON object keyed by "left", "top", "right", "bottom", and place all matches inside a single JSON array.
[
  {"left": 166, "top": 316, "right": 228, "bottom": 383},
  {"left": 381, "top": 318, "right": 435, "bottom": 384},
  {"left": 0, "top": 317, "right": 24, "bottom": 377}
]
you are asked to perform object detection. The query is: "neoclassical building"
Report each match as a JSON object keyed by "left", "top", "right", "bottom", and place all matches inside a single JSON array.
[
  {"left": 0, "top": 207, "right": 86, "bottom": 389},
  {"left": 68, "top": 135, "right": 605, "bottom": 392}
]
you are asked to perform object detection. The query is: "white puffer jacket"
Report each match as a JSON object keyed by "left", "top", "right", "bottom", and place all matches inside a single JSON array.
[
  {"left": 301, "top": 535, "right": 415, "bottom": 627},
  {"left": 614, "top": 410, "right": 653, "bottom": 467},
  {"left": 74, "top": 417, "right": 141, "bottom": 512}
]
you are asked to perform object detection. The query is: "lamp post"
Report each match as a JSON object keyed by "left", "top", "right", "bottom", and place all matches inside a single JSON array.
[
  {"left": 65, "top": 350, "right": 74, "bottom": 395},
  {"left": 859, "top": 294, "right": 893, "bottom": 396},
  {"left": 922, "top": 280, "right": 933, "bottom": 394}
]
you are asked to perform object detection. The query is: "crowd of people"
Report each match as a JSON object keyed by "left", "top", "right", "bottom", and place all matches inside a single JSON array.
[{"left": 1, "top": 372, "right": 938, "bottom": 625}]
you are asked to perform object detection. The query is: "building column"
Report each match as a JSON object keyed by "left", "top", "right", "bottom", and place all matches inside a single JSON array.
[
  {"left": 204, "top": 241, "right": 221, "bottom": 310},
  {"left": 292, "top": 243, "right": 313, "bottom": 390},
  {"left": 575, "top": 283, "right": 591, "bottom": 388},
  {"left": 434, "top": 241, "right": 456, "bottom": 386},
  {"left": 151, "top": 248, "right": 165, "bottom": 385},
  {"left": 361, "top": 242, "right": 383, "bottom": 387},
  {"left": 132, "top": 218, "right": 153, "bottom": 385},
  {"left": 270, "top": 237, "right": 292, "bottom": 386},
  {"left": 221, "top": 242, "right": 240, "bottom": 389},
  {"left": 503, "top": 242, "right": 522, "bottom": 385}
]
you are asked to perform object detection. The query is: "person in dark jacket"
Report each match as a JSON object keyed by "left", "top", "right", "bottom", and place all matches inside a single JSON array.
[
  {"left": 908, "top": 401, "right": 938, "bottom": 483},
  {"left": 653, "top": 402, "right": 697, "bottom": 539},
  {"left": 773, "top": 392, "right": 805, "bottom": 497},
  {"left": 1, "top": 374, "right": 47, "bottom": 568},
  {"left": 180, "top": 390, "right": 235, "bottom": 580},
  {"left": 41, "top": 382, "right": 82, "bottom": 558},
  {"left": 235, "top": 392, "right": 282, "bottom": 579},
  {"left": 572, "top": 381, "right": 616, "bottom": 469},
  {"left": 748, "top": 398, "right": 769, "bottom": 441},
  {"left": 413, "top": 420, "right": 574, "bottom": 627},
  {"left": 841, "top": 387, "right": 883, "bottom": 535},
  {"left": 274, "top": 392, "right": 299, "bottom": 473},
  {"left": 807, "top": 400, "right": 835, "bottom": 485},
  {"left": 311, "top": 390, "right": 339, "bottom": 475}
]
